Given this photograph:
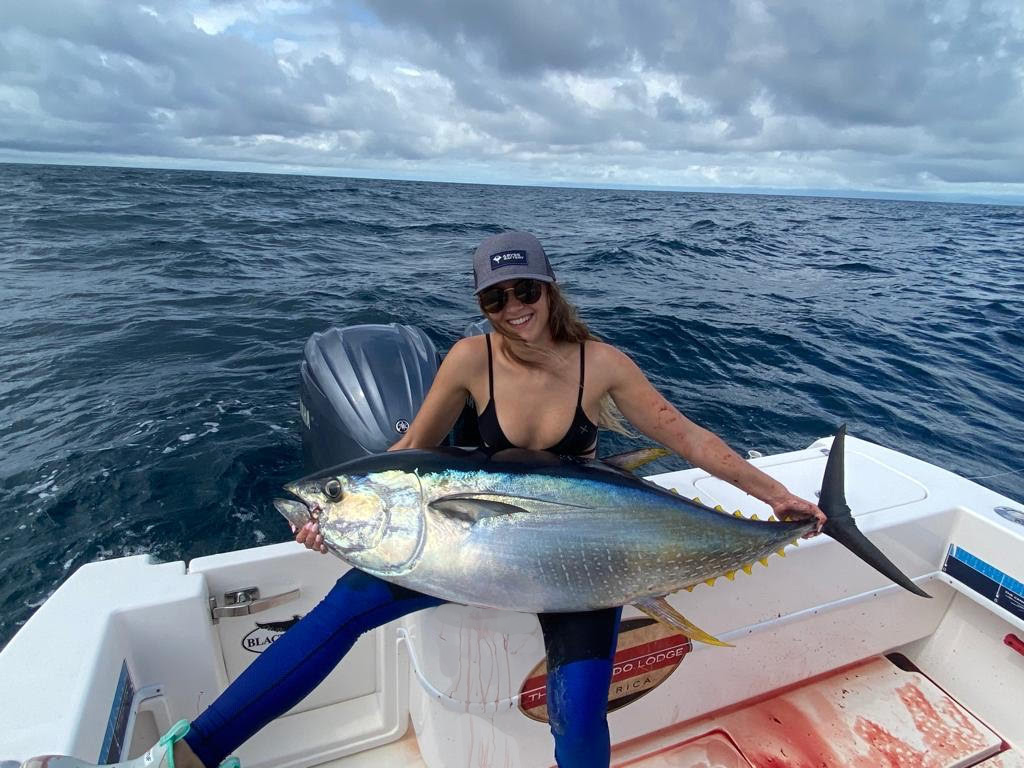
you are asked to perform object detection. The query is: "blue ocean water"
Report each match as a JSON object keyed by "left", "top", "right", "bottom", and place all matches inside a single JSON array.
[{"left": 1, "top": 162, "right": 1022, "bottom": 648}]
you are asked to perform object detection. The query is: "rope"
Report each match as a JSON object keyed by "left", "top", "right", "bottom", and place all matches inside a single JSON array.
[{"left": 968, "top": 466, "right": 1024, "bottom": 481}]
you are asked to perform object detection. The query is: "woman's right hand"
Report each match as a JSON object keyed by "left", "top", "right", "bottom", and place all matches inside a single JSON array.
[{"left": 291, "top": 521, "right": 328, "bottom": 554}]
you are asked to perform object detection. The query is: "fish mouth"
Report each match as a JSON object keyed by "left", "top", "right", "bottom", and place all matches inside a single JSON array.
[{"left": 274, "top": 497, "right": 313, "bottom": 530}]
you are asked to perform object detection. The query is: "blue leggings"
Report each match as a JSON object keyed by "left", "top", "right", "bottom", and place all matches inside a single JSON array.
[{"left": 185, "top": 568, "right": 622, "bottom": 768}]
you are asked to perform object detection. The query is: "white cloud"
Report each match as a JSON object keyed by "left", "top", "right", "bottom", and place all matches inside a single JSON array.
[
  {"left": 192, "top": 4, "right": 256, "bottom": 35},
  {"left": 0, "top": 0, "right": 1022, "bottom": 201}
]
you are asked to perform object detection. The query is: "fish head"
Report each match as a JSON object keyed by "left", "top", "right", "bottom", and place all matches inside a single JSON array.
[
  {"left": 277, "top": 468, "right": 425, "bottom": 572},
  {"left": 279, "top": 472, "right": 387, "bottom": 552}
]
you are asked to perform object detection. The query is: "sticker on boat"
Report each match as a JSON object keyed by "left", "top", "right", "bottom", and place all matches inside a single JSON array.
[
  {"left": 518, "top": 618, "right": 692, "bottom": 722},
  {"left": 242, "top": 615, "right": 303, "bottom": 653}
]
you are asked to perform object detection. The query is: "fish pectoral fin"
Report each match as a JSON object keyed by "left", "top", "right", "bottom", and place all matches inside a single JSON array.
[
  {"left": 602, "top": 447, "right": 671, "bottom": 472},
  {"left": 428, "top": 495, "right": 529, "bottom": 523},
  {"left": 632, "top": 597, "right": 733, "bottom": 648},
  {"left": 429, "top": 491, "right": 591, "bottom": 524}
]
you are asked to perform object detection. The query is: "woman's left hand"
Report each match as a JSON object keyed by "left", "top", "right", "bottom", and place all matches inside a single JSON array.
[{"left": 769, "top": 494, "right": 826, "bottom": 538}]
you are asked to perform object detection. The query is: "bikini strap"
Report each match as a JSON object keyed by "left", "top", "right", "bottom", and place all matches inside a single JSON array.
[
  {"left": 486, "top": 333, "right": 495, "bottom": 399},
  {"left": 577, "top": 342, "right": 586, "bottom": 407}
]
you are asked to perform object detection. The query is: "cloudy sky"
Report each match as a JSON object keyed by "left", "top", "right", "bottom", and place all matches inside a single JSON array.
[{"left": 2, "top": 0, "right": 1023, "bottom": 202}]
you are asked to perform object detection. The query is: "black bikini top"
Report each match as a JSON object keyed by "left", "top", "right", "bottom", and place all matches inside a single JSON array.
[{"left": 477, "top": 334, "right": 599, "bottom": 456}]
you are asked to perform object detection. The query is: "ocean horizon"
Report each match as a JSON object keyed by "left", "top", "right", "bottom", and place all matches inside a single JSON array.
[{"left": 4, "top": 158, "right": 1023, "bottom": 207}]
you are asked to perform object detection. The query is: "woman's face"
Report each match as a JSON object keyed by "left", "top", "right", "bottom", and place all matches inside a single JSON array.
[{"left": 482, "top": 279, "right": 551, "bottom": 343}]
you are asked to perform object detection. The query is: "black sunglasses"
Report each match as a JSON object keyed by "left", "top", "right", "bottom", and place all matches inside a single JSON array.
[{"left": 478, "top": 279, "right": 544, "bottom": 314}]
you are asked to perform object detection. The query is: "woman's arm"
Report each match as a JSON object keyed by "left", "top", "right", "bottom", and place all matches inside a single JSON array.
[
  {"left": 600, "top": 344, "right": 825, "bottom": 532},
  {"left": 389, "top": 337, "right": 477, "bottom": 451}
]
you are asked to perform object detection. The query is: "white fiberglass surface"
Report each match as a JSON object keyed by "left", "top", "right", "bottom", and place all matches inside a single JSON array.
[{"left": 687, "top": 448, "right": 928, "bottom": 519}]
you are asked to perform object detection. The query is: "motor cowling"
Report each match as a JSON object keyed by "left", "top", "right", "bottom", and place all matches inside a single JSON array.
[{"left": 299, "top": 324, "right": 440, "bottom": 469}]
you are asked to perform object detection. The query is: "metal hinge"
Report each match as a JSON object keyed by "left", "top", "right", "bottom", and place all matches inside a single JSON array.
[{"left": 209, "top": 586, "right": 301, "bottom": 624}]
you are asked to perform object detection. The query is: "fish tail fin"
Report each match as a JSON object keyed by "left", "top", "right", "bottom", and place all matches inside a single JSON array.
[{"left": 819, "top": 425, "right": 930, "bottom": 598}]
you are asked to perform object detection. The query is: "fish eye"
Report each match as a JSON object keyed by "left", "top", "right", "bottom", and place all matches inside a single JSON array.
[{"left": 323, "top": 479, "right": 343, "bottom": 500}]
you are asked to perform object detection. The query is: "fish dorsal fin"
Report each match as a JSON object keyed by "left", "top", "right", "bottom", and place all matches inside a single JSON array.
[
  {"left": 632, "top": 596, "right": 733, "bottom": 647},
  {"left": 602, "top": 447, "right": 671, "bottom": 472},
  {"left": 428, "top": 492, "right": 589, "bottom": 524}
]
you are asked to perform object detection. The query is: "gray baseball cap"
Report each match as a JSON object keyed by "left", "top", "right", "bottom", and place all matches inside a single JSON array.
[{"left": 472, "top": 231, "right": 556, "bottom": 294}]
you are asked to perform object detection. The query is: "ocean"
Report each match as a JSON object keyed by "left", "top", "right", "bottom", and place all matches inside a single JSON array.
[{"left": 1, "top": 162, "right": 1022, "bottom": 648}]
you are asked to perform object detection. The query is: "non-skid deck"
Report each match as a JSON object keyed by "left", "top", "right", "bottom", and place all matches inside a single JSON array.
[{"left": 614, "top": 656, "right": 1016, "bottom": 768}]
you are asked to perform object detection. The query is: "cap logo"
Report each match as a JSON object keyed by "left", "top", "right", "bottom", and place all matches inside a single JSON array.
[{"left": 490, "top": 250, "right": 529, "bottom": 269}]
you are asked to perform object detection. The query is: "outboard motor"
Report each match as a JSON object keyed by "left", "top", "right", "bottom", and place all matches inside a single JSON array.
[
  {"left": 299, "top": 320, "right": 494, "bottom": 471},
  {"left": 299, "top": 324, "right": 440, "bottom": 470}
]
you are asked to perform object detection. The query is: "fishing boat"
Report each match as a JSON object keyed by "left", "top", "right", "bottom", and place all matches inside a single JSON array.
[{"left": 2, "top": 325, "right": 1022, "bottom": 768}]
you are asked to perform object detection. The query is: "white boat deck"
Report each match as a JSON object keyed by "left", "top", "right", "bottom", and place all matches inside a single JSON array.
[{"left": 2, "top": 433, "right": 1022, "bottom": 767}]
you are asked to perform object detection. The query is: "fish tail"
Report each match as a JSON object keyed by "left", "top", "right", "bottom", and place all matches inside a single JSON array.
[{"left": 819, "top": 425, "right": 930, "bottom": 598}]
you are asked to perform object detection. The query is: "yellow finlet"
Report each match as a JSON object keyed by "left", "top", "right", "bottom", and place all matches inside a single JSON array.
[
  {"left": 769, "top": 514, "right": 778, "bottom": 522},
  {"left": 692, "top": 497, "right": 702, "bottom": 504},
  {"left": 670, "top": 488, "right": 680, "bottom": 494},
  {"left": 792, "top": 538, "right": 800, "bottom": 546},
  {"left": 741, "top": 563, "right": 753, "bottom": 575},
  {"left": 733, "top": 510, "right": 744, "bottom": 518},
  {"left": 633, "top": 596, "right": 733, "bottom": 647},
  {"left": 714, "top": 504, "right": 724, "bottom": 512},
  {"left": 604, "top": 446, "right": 672, "bottom": 472},
  {"left": 725, "top": 570, "right": 736, "bottom": 580},
  {"left": 751, "top": 513, "right": 759, "bottom": 521},
  {"left": 705, "top": 577, "right": 717, "bottom": 587},
  {"left": 758, "top": 557, "right": 769, "bottom": 567},
  {"left": 776, "top": 548, "right": 787, "bottom": 558},
  {"left": 684, "top": 585, "right": 695, "bottom": 592}
]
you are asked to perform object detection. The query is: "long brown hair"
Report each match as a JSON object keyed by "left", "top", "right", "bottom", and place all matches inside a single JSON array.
[{"left": 488, "top": 282, "right": 633, "bottom": 435}]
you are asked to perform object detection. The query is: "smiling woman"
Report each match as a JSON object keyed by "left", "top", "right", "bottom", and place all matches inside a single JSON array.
[
  {"left": 467, "top": 232, "right": 604, "bottom": 455},
  {"left": 389, "top": 230, "right": 827, "bottom": 527}
]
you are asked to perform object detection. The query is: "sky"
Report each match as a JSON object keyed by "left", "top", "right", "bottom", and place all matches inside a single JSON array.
[{"left": 1, "top": 0, "right": 1023, "bottom": 203}]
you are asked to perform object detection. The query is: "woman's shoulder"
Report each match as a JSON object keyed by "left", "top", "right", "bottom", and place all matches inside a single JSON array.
[
  {"left": 434, "top": 335, "right": 487, "bottom": 390},
  {"left": 584, "top": 340, "right": 642, "bottom": 390},
  {"left": 585, "top": 339, "right": 632, "bottom": 367},
  {"left": 450, "top": 334, "right": 488, "bottom": 354},
  {"left": 446, "top": 334, "right": 489, "bottom": 369}
]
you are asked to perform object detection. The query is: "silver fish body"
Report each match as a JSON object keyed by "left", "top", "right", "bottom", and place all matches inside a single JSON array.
[{"left": 276, "top": 448, "right": 810, "bottom": 612}]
